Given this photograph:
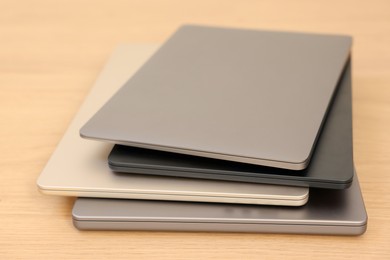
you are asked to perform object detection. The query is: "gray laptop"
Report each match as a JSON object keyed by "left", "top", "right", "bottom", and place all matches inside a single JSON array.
[
  {"left": 80, "top": 25, "right": 352, "bottom": 170},
  {"left": 72, "top": 170, "right": 367, "bottom": 235},
  {"left": 37, "top": 44, "right": 308, "bottom": 206}
]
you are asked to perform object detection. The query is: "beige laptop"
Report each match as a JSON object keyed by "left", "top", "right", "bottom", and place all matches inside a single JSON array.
[
  {"left": 80, "top": 25, "right": 352, "bottom": 170},
  {"left": 37, "top": 44, "right": 308, "bottom": 206}
]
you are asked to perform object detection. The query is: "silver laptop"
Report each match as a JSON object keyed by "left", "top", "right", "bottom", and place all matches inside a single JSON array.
[
  {"left": 72, "top": 170, "right": 367, "bottom": 236},
  {"left": 36, "top": 44, "right": 308, "bottom": 206},
  {"left": 80, "top": 25, "right": 351, "bottom": 170}
]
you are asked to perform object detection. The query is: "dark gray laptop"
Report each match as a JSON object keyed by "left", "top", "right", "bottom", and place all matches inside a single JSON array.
[
  {"left": 72, "top": 170, "right": 367, "bottom": 235},
  {"left": 80, "top": 25, "right": 351, "bottom": 170},
  {"left": 107, "top": 58, "right": 353, "bottom": 189}
]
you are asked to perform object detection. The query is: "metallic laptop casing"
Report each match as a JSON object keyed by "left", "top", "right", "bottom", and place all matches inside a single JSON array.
[
  {"left": 80, "top": 25, "right": 351, "bottom": 170},
  {"left": 36, "top": 45, "right": 308, "bottom": 206},
  {"left": 72, "top": 171, "right": 367, "bottom": 236}
]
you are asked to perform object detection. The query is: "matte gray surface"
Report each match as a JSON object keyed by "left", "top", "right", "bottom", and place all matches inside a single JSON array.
[
  {"left": 72, "top": 171, "right": 367, "bottom": 235},
  {"left": 108, "top": 59, "right": 354, "bottom": 189},
  {"left": 37, "top": 45, "right": 308, "bottom": 206},
  {"left": 81, "top": 25, "right": 352, "bottom": 170}
]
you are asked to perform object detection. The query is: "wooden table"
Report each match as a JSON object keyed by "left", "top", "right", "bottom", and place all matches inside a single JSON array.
[{"left": 1, "top": 0, "right": 390, "bottom": 259}]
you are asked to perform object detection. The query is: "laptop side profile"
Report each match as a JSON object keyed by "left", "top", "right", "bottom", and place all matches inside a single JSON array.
[
  {"left": 80, "top": 25, "right": 352, "bottom": 170},
  {"left": 72, "top": 170, "right": 367, "bottom": 236}
]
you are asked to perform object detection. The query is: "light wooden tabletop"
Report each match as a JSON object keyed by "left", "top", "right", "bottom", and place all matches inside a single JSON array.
[{"left": 1, "top": 0, "right": 390, "bottom": 259}]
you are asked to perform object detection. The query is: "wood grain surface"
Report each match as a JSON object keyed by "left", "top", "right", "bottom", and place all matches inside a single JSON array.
[{"left": 1, "top": 0, "right": 390, "bottom": 259}]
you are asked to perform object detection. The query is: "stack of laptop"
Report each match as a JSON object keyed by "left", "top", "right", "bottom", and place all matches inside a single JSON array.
[{"left": 37, "top": 25, "right": 367, "bottom": 235}]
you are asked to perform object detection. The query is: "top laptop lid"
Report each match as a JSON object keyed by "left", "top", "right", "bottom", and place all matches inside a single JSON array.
[
  {"left": 36, "top": 44, "right": 308, "bottom": 206},
  {"left": 80, "top": 25, "right": 352, "bottom": 170}
]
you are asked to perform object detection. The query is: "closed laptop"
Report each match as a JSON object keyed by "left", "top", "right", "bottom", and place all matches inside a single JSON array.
[{"left": 80, "top": 25, "right": 352, "bottom": 170}]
